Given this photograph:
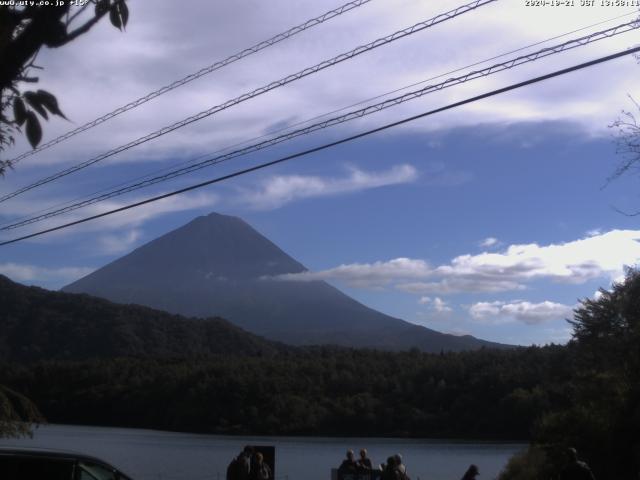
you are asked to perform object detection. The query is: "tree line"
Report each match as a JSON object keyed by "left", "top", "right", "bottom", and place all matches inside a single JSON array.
[{"left": 0, "top": 345, "right": 571, "bottom": 440}]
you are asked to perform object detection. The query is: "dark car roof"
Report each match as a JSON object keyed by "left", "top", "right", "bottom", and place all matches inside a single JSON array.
[
  {"left": 0, "top": 446, "right": 109, "bottom": 464},
  {"left": 0, "top": 445, "right": 136, "bottom": 476},
  {"left": 0, "top": 446, "right": 135, "bottom": 479}
]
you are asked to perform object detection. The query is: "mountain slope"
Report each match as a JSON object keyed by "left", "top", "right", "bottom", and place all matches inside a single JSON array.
[
  {"left": 0, "top": 275, "right": 281, "bottom": 362},
  {"left": 63, "top": 212, "right": 507, "bottom": 352}
]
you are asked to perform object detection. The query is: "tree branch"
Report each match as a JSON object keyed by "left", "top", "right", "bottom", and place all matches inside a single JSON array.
[{"left": 59, "top": 7, "right": 110, "bottom": 45}]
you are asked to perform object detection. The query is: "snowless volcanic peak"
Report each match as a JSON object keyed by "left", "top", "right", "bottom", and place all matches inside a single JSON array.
[{"left": 64, "top": 212, "right": 508, "bottom": 352}]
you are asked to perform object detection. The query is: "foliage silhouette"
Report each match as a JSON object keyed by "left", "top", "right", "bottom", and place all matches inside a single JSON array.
[{"left": 0, "top": 0, "right": 129, "bottom": 175}]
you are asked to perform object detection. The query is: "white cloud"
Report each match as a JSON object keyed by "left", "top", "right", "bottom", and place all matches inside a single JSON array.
[
  {"left": 469, "top": 300, "right": 575, "bottom": 325},
  {"left": 418, "top": 296, "right": 452, "bottom": 313},
  {"left": 96, "top": 229, "right": 142, "bottom": 255},
  {"left": 240, "top": 164, "right": 418, "bottom": 210},
  {"left": 468, "top": 301, "right": 504, "bottom": 321},
  {"left": 433, "top": 297, "right": 452, "bottom": 313},
  {"left": 274, "top": 257, "right": 430, "bottom": 288},
  {"left": 480, "top": 237, "right": 499, "bottom": 248},
  {"left": 271, "top": 229, "right": 640, "bottom": 294},
  {"left": 427, "top": 229, "right": 640, "bottom": 293},
  {"left": 2, "top": 0, "right": 635, "bottom": 183},
  {"left": 0, "top": 262, "right": 93, "bottom": 285}
]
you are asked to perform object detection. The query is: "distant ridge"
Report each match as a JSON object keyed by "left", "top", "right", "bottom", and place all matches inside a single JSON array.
[
  {"left": 63, "top": 212, "right": 509, "bottom": 352},
  {"left": 0, "top": 274, "right": 281, "bottom": 362}
]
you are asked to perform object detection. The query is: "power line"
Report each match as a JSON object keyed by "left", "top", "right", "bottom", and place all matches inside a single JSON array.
[
  {"left": 3, "top": 19, "right": 638, "bottom": 231},
  {"left": 6, "top": 0, "right": 374, "bottom": 165},
  {"left": 6, "top": 10, "right": 633, "bottom": 231},
  {"left": 0, "top": 0, "right": 496, "bottom": 204},
  {"left": 303, "top": 10, "right": 639, "bottom": 126},
  {"left": 4, "top": 18, "right": 635, "bottom": 230},
  {"left": 2, "top": 45, "right": 638, "bottom": 247}
]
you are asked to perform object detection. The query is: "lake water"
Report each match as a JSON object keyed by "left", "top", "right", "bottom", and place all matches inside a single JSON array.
[{"left": 0, "top": 425, "right": 525, "bottom": 480}]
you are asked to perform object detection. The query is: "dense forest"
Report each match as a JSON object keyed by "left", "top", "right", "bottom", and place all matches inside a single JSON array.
[
  {"left": 0, "top": 270, "right": 638, "bottom": 478},
  {"left": 0, "top": 345, "right": 571, "bottom": 440},
  {"left": 0, "top": 275, "right": 283, "bottom": 361}
]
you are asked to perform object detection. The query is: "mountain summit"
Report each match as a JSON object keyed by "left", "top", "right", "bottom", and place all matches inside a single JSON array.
[{"left": 64, "top": 212, "right": 505, "bottom": 351}]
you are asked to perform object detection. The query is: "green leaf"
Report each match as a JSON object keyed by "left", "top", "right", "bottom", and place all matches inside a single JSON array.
[
  {"left": 35, "top": 90, "right": 67, "bottom": 120},
  {"left": 119, "top": 1, "right": 129, "bottom": 29},
  {"left": 13, "top": 98, "right": 27, "bottom": 126},
  {"left": 25, "top": 111, "right": 43, "bottom": 148},
  {"left": 109, "top": 1, "right": 128, "bottom": 30},
  {"left": 109, "top": 3, "right": 122, "bottom": 30},
  {"left": 23, "top": 91, "right": 48, "bottom": 120}
]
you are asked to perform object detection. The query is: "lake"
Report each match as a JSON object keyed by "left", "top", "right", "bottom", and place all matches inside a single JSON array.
[{"left": 0, "top": 425, "right": 525, "bottom": 480}]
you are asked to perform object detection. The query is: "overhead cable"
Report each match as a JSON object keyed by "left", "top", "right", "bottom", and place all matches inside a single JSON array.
[
  {"left": 3, "top": 19, "right": 637, "bottom": 231},
  {"left": 1, "top": 45, "right": 638, "bottom": 246},
  {"left": 0, "top": 0, "right": 496, "bottom": 204},
  {"left": 7, "top": 9, "right": 633, "bottom": 230},
  {"left": 6, "top": 0, "right": 375, "bottom": 165}
]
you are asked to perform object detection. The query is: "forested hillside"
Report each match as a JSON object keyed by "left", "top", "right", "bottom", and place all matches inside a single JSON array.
[
  {"left": 0, "top": 345, "right": 570, "bottom": 439},
  {"left": 0, "top": 275, "right": 282, "bottom": 361}
]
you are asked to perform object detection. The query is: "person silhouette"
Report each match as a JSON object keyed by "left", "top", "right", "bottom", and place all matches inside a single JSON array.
[
  {"left": 357, "top": 449, "right": 373, "bottom": 471},
  {"left": 460, "top": 464, "right": 479, "bottom": 480},
  {"left": 560, "top": 448, "right": 596, "bottom": 480},
  {"left": 339, "top": 449, "right": 358, "bottom": 475},
  {"left": 250, "top": 452, "right": 272, "bottom": 480}
]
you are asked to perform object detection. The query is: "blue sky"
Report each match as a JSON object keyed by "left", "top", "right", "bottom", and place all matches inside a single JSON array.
[{"left": 1, "top": 0, "right": 640, "bottom": 345}]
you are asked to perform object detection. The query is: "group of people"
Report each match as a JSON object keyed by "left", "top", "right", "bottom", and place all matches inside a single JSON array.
[
  {"left": 338, "top": 447, "right": 596, "bottom": 480},
  {"left": 227, "top": 446, "right": 273, "bottom": 480},
  {"left": 337, "top": 449, "right": 480, "bottom": 480},
  {"left": 227, "top": 444, "right": 594, "bottom": 480}
]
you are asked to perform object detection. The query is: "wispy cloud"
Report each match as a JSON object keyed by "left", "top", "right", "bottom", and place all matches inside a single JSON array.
[
  {"left": 0, "top": 192, "right": 218, "bottom": 243},
  {"left": 468, "top": 300, "right": 575, "bottom": 325},
  {"left": 0, "top": 262, "right": 93, "bottom": 285},
  {"left": 479, "top": 237, "right": 499, "bottom": 248},
  {"left": 274, "top": 257, "right": 430, "bottom": 289},
  {"left": 239, "top": 164, "right": 418, "bottom": 210},
  {"left": 96, "top": 229, "right": 143, "bottom": 255}
]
